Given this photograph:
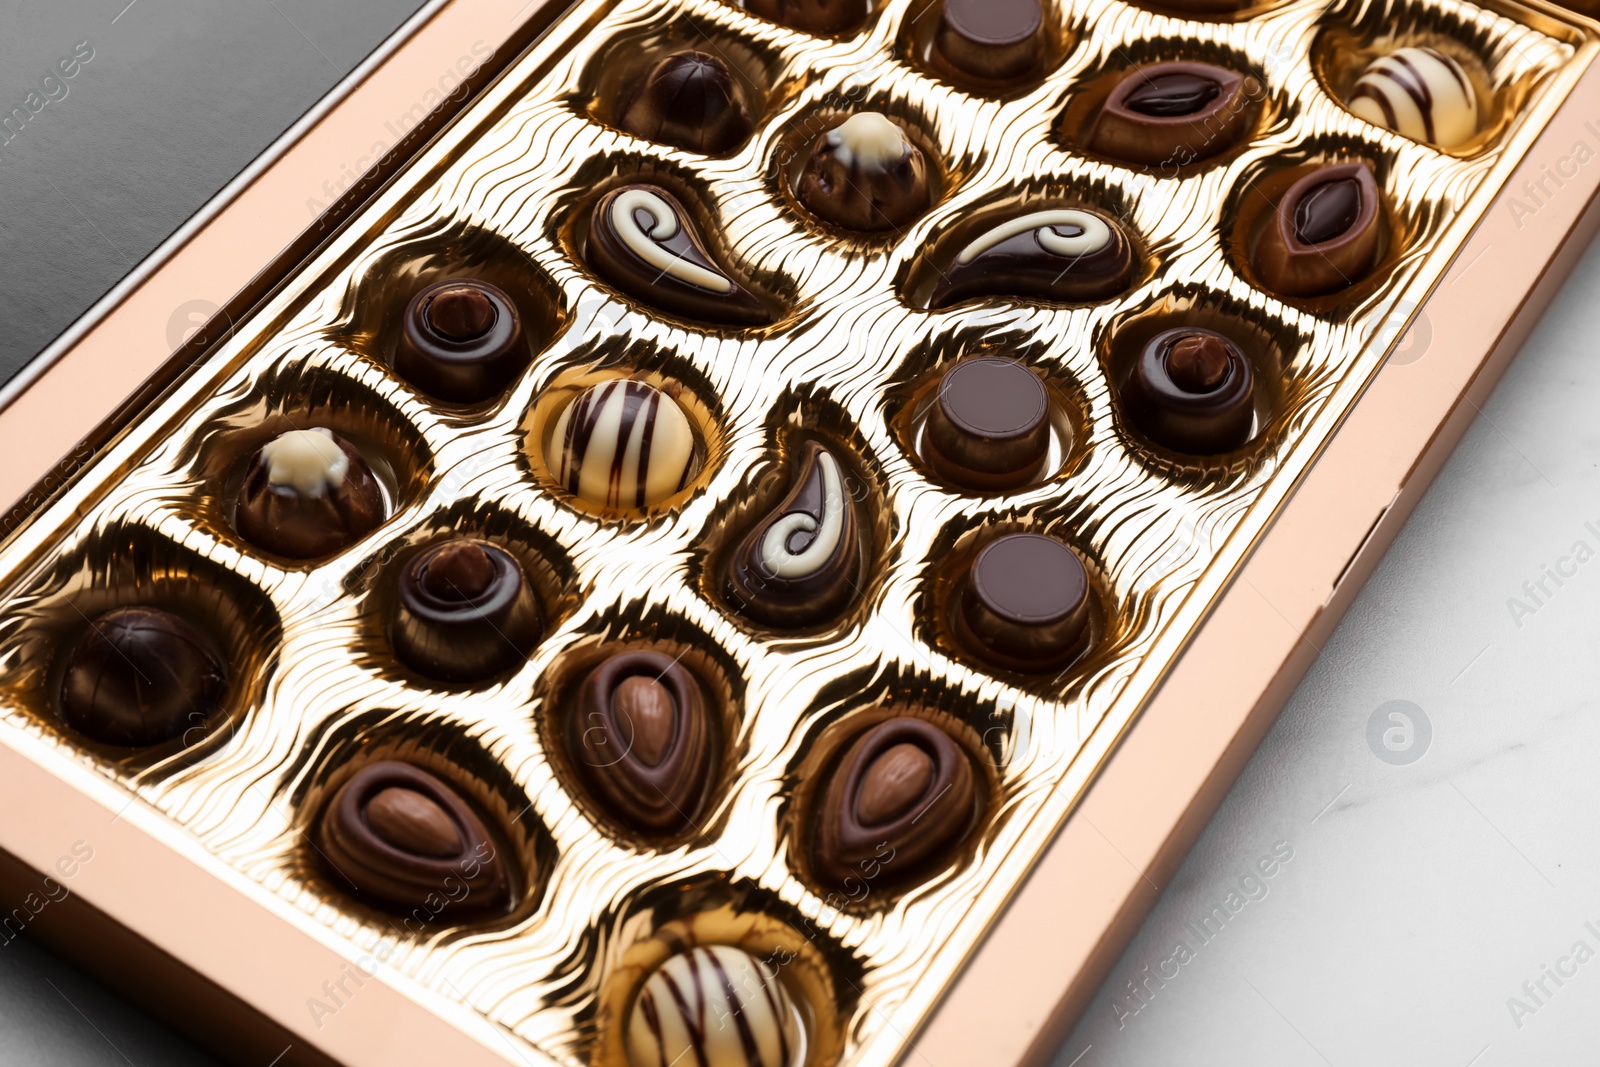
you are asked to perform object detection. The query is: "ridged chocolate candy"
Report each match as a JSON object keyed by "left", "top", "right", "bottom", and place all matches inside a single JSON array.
[
  {"left": 626, "top": 945, "right": 803, "bottom": 1067},
  {"left": 922, "top": 357, "right": 1051, "bottom": 490},
  {"left": 589, "top": 184, "right": 770, "bottom": 325},
  {"left": 954, "top": 532, "right": 1092, "bottom": 670},
  {"left": 814, "top": 717, "right": 976, "bottom": 890},
  {"left": 1120, "top": 328, "right": 1255, "bottom": 454},
  {"left": 796, "top": 112, "right": 931, "bottom": 232},
  {"left": 1251, "top": 162, "right": 1381, "bottom": 297},
  {"left": 393, "top": 279, "right": 527, "bottom": 403},
  {"left": 571, "top": 650, "right": 713, "bottom": 835},
  {"left": 548, "top": 379, "right": 700, "bottom": 512},
  {"left": 933, "top": 0, "right": 1046, "bottom": 83},
  {"left": 58, "top": 606, "right": 227, "bottom": 747},
  {"left": 235, "top": 427, "right": 384, "bottom": 559},
  {"left": 1087, "top": 61, "right": 1255, "bottom": 167},
  {"left": 318, "top": 761, "right": 510, "bottom": 915},
  {"left": 620, "top": 50, "right": 754, "bottom": 154},
  {"left": 744, "top": 0, "right": 870, "bottom": 36},
  {"left": 929, "top": 206, "right": 1133, "bottom": 308},
  {"left": 724, "top": 442, "right": 864, "bottom": 627},
  {"left": 392, "top": 539, "right": 542, "bottom": 682}
]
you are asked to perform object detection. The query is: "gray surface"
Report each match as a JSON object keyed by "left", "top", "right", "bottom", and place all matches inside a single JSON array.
[{"left": 1053, "top": 222, "right": 1600, "bottom": 1064}]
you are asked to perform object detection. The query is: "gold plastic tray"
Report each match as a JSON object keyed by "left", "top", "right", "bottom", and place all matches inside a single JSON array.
[{"left": 0, "top": 0, "right": 1596, "bottom": 1064}]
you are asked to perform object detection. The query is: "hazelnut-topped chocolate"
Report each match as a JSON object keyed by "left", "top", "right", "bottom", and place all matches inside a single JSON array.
[
  {"left": 627, "top": 945, "right": 802, "bottom": 1067},
  {"left": 1087, "top": 61, "right": 1255, "bottom": 167},
  {"left": 1120, "top": 327, "right": 1255, "bottom": 453},
  {"left": 59, "top": 606, "right": 226, "bottom": 747},
  {"left": 391, "top": 538, "right": 542, "bottom": 682},
  {"left": 317, "top": 760, "right": 510, "bottom": 915},
  {"left": 235, "top": 427, "right": 384, "bottom": 559},
  {"left": 933, "top": 0, "right": 1046, "bottom": 83},
  {"left": 954, "top": 532, "right": 1092, "bottom": 670},
  {"left": 796, "top": 112, "right": 932, "bottom": 232},
  {"left": 929, "top": 206, "right": 1134, "bottom": 308},
  {"left": 922, "top": 357, "right": 1051, "bottom": 490},
  {"left": 1251, "top": 162, "right": 1381, "bottom": 297},
  {"left": 394, "top": 279, "right": 527, "bottom": 403},
  {"left": 745, "top": 0, "right": 871, "bottom": 36},
  {"left": 813, "top": 716, "right": 976, "bottom": 891},
  {"left": 619, "top": 50, "right": 754, "bottom": 154},
  {"left": 588, "top": 184, "right": 771, "bottom": 325}
]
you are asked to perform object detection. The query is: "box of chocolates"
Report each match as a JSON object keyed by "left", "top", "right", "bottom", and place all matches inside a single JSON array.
[{"left": 1, "top": 0, "right": 1599, "bottom": 1063}]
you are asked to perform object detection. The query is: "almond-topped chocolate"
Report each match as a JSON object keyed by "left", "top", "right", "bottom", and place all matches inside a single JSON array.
[
  {"left": 813, "top": 716, "right": 977, "bottom": 891},
  {"left": 1086, "top": 61, "right": 1256, "bottom": 168},
  {"left": 1251, "top": 162, "right": 1382, "bottom": 297}
]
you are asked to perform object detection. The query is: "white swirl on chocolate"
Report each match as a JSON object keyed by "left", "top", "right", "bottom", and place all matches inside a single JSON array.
[
  {"left": 609, "top": 187, "right": 734, "bottom": 294},
  {"left": 956, "top": 209, "right": 1112, "bottom": 265},
  {"left": 626, "top": 945, "right": 805, "bottom": 1067},
  {"left": 260, "top": 428, "right": 348, "bottom": 498},
  {"left": 825, "top": 112, "right": 909, "bottom": 172},
  {"left": 757, "top": 448, "right": 845, "bottom": 578},
  {"left": 549, "top": 379, "right": 698, "bottom": 510},
  {"left": 1348, "top": 46, "right": 1477, "bottom": 149}
]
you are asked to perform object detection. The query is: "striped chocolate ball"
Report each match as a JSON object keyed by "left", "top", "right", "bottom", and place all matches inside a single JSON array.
[
  {"left": 626, "top": 945, "right": 804, "bottom": 1067},
  {"left": 548, "top": 379, "right": 699, "bottom": 511},
  {"left": 1348, "top": 46, "right": 1477, "bottom": 149}
]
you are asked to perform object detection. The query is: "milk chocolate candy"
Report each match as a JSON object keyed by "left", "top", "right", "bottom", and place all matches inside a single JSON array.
[
  {"left": 929, "top": 206, "right": 1133, "bottom": 308},
  {"left": 922, "top": 357, "right": 1051, "bottom": 490},
  {"left": 1087, "top": 61, "right": 1256, "bottom": 167},
  {"left": 235, "top": 427, "right": 385, "bottom": 560},
  {"left": 58, "top": 606, "right": 227, "bottom": 747},
  {"left": 1120, "top": 328, "right": 1255, "bottom": 454},
  {"left": 954, "top": 532, "right": 1092, "bottom": 670},
  {"left": 588, "top": 184, "right": 771, "bottom": 325},
  {"left": 1251, "top": 162, "right": 1381, "bottom": 297},
  {"left": 796, "top": 112, "right": 932, "bottom": 232},
  {"left": 619, "top": 50, "right": 754, "bottom": 154},
  {"left": 318, "top": 761, "right": 511, "bottom": 915},
  {"left": 394, "top": 280, "right": 527, "bottom": 403},
  {"left": 933, "top": 0, "right": 1046, "bottom": 83},
  {"left": 813, "top": 716, "right": 976, "bottom": 890},
  {"left": 392, "top": 539, "right": 542, "bottom": 682}
]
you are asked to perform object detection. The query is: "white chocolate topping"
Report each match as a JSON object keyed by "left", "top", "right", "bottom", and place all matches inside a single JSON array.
[
  {"left": 759, "top": 449, "right": 846, "bottom": 578},
  {"left": 957, "top": 209, "right": 1113, "bottom": 264},
  {"left": 260, "top": 428, "right": 348, "bottom": 498},
  {"left": 609, "top": 187, "right": 733, "bottom": 294},
  {"left": 826, "top": 112, "right": 909, "bottom": 173},
  {"left": 1348, "top": 46, "right": 1477, "bottom": 149}
]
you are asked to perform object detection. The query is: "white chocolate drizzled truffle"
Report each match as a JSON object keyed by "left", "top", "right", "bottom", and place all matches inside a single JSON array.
[
  {"left": 259, "top": 428, "right": 349, "bottom": 498},
  {"left": 1348, "top": 46, "right": 1478, "bottom": 149},
  {"left": 549, "top": 379, "right": 699, "bottom": 510},
  {"left": 626, "top": 945, "right": 805, "bottom": 1067}
]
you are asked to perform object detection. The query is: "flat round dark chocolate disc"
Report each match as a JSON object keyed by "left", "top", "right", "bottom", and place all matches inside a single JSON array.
[
  {"left": 939, "top": 358, "right": 1047, "bottom": 441},
  {"left": 943, "top": 0, "right": 1042, "bottom": 45},
  {"left": 971, "top": 533, "right": 1087, "bottom": 625}
]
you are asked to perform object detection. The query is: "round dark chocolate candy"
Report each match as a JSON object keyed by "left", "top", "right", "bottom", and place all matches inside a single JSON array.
[
  {"left": 318, "top": 761, "right": 510, "bottom": 915},
  {"left": 1087, "top": 61, "right": 1255, "bottom": 168},
  {"left": 588, "top": 183, "right": 770, "bottom": 325},
  {"left": 928, "top": 205, "right": 1133, "bottom": 308},
  {"left": 391, "top": 538, "right": 542, "bottom": 682},
  {"left": 934, "top": 0, "right": 1045, "bottom": 82},
  {"left": 724, "top": 441, "right": 864, "bottom": 627},
  {"left": 570, "top": 650, "right": 714, "bottom": 836},
  {"left": 619, "top": 50, "right": 754, "bottom": 154},
  {"left": 796, "top": 112, "right": 932, "bottom": 232},
  {"left": 58, "top": 606, "right": 226, "bottom": 747},
  {"left": 393, "top": 279, "right": 527, "bottom": 403},
  {"left": 235, "top": 427, "right": 384, "bottom": 560},
  {"left": 955, "top": 533, "right": 1092, "bottom": 670},
  {"left": 922, "top": 357, "right": 1050, "bottom": 490},
  {"left": 744, "top": 0, "right": 871, "bottom": 36},
  {"left": 1251, "top": 162, "right": 1381, "bottom": 297},
  {"left": 1120, "top": 328, "right": 1254, "bottom": 454},
  {"left": 813, "top": 716, "right": 976, "bottom": 891}
]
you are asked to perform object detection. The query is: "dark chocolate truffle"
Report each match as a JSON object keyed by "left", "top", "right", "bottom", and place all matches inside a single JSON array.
[
  {"left": 795, "top": 112, "right": 932, "bottom": 232},
  {"left": 1251, "top": 163, "right": 1381, "bottom": 298},
  {"left": 619, "top": 50, "right": 754, "bottom": 154},
  {"left": 724, "top": 442, "right": 865, "bottom": 627},
  {"left": 1087, "top": 61, "right": 1256, "bottom": 168},
  {"left": 570, "top": 650, "right": 714, "bottom": 836},
  {"left": 58, "top": 606, "right": 226, "bottom": 747},
  {"left": 391, "top": 539, "right": 542, "bottom": 682},
  {"left": 744, "top": 0, "right": 871, "bottom": 36},
  {"left": 954, "top": 533, "right": 1091, "bottom": 670},
  {"left": 588, "top": 184, "right": 770, "bottom": 325},
  {"left": 813, "top": 716, "right": 976, "bottom": 891},
  {"left": 318, "top": 761, "right": 510, "bottom": 915},
  {"left": 933, "top": 0, "right": 1046, "bottom": 83},
  {"left": 393, "top": 280, "right": 527, "bottom": 403},
  {"left": 923, "top": 357, "right": 1051, "bottom": 490},
  {"left": 929, "top": 206, "right": 1134, "bottom": 308},
  {"left": 1120, "top": 328, "right": 1254, "bottom": 453},
  {"left": 235, "top": 428, "right": 384, "bottom": 560}
]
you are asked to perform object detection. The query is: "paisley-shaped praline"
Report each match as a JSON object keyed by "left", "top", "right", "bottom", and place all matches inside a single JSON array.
[
  {"left": 928, "top": 206, "right": 1134, "bottom": 308},
  {"left": 570, "top": 650, "right": 714, "bottom": 836},
  {"left": 813, "top": 716, "right": 977, "bottom": 890},
  {"left": 317, "top": 761, "right": 511, "bottom": 915},
  {"left": 391, "top": 538, "right": 543, "bottom": 682},
  {"left": 724, "top": 441, "right": 865, "bottom": 627},
  {"left": 588, "top": 184, "right": 769, "bottom": 325},
  {"left": 626, "top": 945, "right": 803, "bottom": 1067},
  {"left": 1250, "top": 162, "right": 1381, "bottom": 297},
  {"left": 235, "top": 427, "right": 385, "bottom": 560}
]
